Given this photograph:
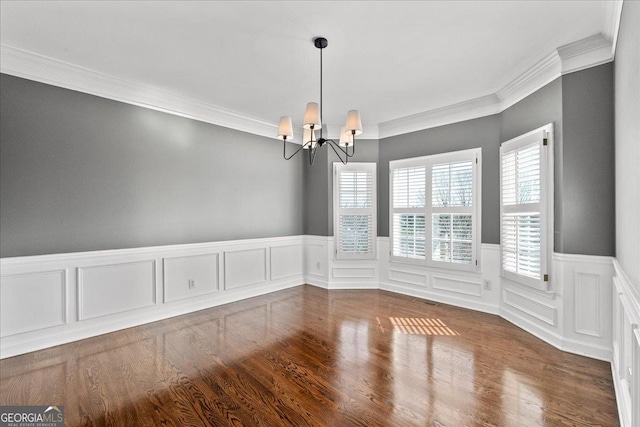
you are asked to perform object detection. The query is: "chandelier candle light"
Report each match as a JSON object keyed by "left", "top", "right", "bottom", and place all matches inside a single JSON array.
[{"left": 278, "top": 37, "right": 363, "bottom": 165}]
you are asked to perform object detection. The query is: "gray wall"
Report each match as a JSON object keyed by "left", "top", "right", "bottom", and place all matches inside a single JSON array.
[
  {"left": 1, "top": 59, "right": 619, "bottom": 259},
  {"left": 304, "top": 147, "right": 330, "bottom": 236},
  {"left": 378, "top": 115, "right": 501, "bottom": 243},
  {"left": 0, "top": 74, "right": 305, "bottom": 257},
  {"left": 562, "top": 63, "right": 615, "bottom": 256},
  {"left": 501, "top": 78, "right": 564, "bottom": 252},
  {"left": 615, "top": 1, "right": 640, "bottom": 289},
  {"left": 501, "top": 68, "right": 616, "bottom": 257},
  {"left": 354, "top": 68, "right": 613, "bottom": 256}
]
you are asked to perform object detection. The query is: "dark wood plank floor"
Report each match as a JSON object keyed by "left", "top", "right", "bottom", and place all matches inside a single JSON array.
[{"left": 1, "top": 285, "right": 618, "bottom": 426}]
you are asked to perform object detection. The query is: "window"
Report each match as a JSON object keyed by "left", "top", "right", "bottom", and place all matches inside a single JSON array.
[
  {"left": 334, "top": 163, "right": 377, "bottom": 259},
  {"left": 500, "top": 124, "right": 553, "bottom": 289},
  {"left": 390, "top": 148, "right": 481, "bottom": 272}
]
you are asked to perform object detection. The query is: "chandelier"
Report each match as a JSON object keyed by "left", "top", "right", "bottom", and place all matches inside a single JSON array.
[{"left": 277, "top": 37, "right": 362, "bottom": 165}]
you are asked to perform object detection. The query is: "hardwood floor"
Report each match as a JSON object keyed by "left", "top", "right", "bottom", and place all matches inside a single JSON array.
[{"left": 1, "top": 285, "right": 618, "bottom": 426}]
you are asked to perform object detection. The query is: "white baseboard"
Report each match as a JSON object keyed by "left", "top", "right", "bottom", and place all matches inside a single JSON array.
[{"left": 500, "top": 305, "right": 611, "bottom": 361}]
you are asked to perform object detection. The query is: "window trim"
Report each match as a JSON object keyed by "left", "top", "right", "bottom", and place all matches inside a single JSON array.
[
  {"left": 389, "top": 148, "right": 482, "bottom": 273},
  {"left": 499, "top": 123, "right": 554, "bottom": 291},
  {"left": 333, "top": 162, "right": 377, "bottom": 260}
]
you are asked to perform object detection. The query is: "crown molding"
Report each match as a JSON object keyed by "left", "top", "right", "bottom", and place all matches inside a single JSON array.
[
  {"left": 557, "top": 33, "right": 613, "bottom": 74},
  {"left": 378, "top": 94, "right": 500, "bottom": 139},
  {"left": 312, "top": 124, "right": 379, "bottom": 141},
  {"left": 602, "top": 0, "right": 624, "bottom": 57},
  {"left": 496, "top": 50, "right": 562, "bottom": 112},
  {"left": 0, "top": 45, "right": 279, "bottom": 140},
  {"left": 1, "top": 18, "right": 620, "bottom": 143},
  {"left": 379, "top": 30, "right": 615, "bottom": 138}
]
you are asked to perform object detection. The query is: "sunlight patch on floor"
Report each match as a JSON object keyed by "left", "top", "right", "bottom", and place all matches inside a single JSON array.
[{"left": 389, "top": 317, "right": 459, "bottom": 336}]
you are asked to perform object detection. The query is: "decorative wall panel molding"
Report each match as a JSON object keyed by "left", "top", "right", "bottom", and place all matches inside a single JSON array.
[
  {"left": 574, "top": 272, "right": 601, "bottom": 337},
  {"left": 332, "top": 267, "right": 375, "bottom": 279},
  {"left": 0, "top": 270, "right": 67, "bottom": 337},
  {"left": 432, "top": 275, "right": 482, "bottom": 297},
  {"left": 503, "top": 288, "right": 556, "bottom": 326},
  {"left": 0, "top": 236, "right": 304, "bottom": 358},
  {"left": 611, "top": 259, "right": 640, "bottom": 427},
  {"left": 78, "top": 260, "right": 157, "bottom": 321},
  {"left": 556, "top": 252, "right": 613, "bottom": 359},
  {"left": 270, "top": 245, "right": 303, "bottom": 281},
  {"left": 381, "top": 240, "right": 501, "bottom": 316},
  {"left": 389, "top": 269, "right": 427, "bottom": 287},
  {"left": 305, "top": 240, "right": 327, "bottom": 279},
  {"left": 632, "top": 329, "right": 640, "bottom": 427},
  {"left": 224, "top": 248, "right": 267, "bottom": 290},
  {"left": 0, "top": 232, "right": 626, "bottom": 427},
  {"left": 163, "top": 253, "right": 219, "bottom": 303}
]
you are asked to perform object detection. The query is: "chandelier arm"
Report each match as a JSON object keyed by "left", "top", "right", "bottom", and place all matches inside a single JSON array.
[
  {"left": 326, "top": 139, "right": 348, "bottom": 165},
  {"left": 283, "top": 139, "right": 306, "bottom": 160},
  {"left": 325, "top": 138, "right": 355, "bottom": 159},
  {"left": 327, "top": 139, "right": 350, "bottom": 156}
]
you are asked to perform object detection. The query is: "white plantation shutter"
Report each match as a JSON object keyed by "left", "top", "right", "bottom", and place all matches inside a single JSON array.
[
  {"left": 392, "top": 213, "right": 426, "bottom": 259},
  {"left": 431, "top": 161, "right": 474, "bottom": 208},
  {"left": 392, "top": 165, "right": 427, "bottom": 260},
  {"left": 393, "top": 167, "right": 426, "bottom": 209},
  {"left": 390, "top": 148, "right": 481, "bottom": 271},
  {"left": 431, "top": 160, "right": 474, "bottom": 266},
  {"left": 500, "top": 124, "right": 552, "bottom": 289},
  {"left": 334, "top": 163, "right": 377, "bottom": 259}
]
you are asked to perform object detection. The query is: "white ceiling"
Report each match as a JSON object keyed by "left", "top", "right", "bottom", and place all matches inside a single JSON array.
[{"left": 0, "top": 1, "right": 612, "bottom": 137}]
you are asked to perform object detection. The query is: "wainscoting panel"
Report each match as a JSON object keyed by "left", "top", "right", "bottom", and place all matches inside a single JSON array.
[
  {"left": 0, "top": 270, "right": 67, "bottom": 337},
  {"left": 556, "top": 253, "right": 613, "bottom": 360},
  {"left": 378, "top": 244, "right": 500, "bottom": 314},
  {"left": 0, "top": 236, "right": 304, "bottom": 358},
  {"left": 389, "top": 269, "right": 427, "bottom": 287},
  {"left": 432, "top": 275, "right": 482, "bottom": 297},
  {"left": 633, "top": 329, "right": 640, "bottom": 427},
  {"left": 270, "top": 244, "right": 303, "bottom": 281},
  {"left": 324, "top": 238, "right": 378, "bottom": 289},
  {"left": 224, "top": 248, "right": 267, "bottom": 290},
  {"left": 0, "top": 233, "right": 631, "bottom": 427},
  {"left": 380, "top": 241, "right": 500, "bottom": 315},
  {"left": 163, "top": 253, "right": 219, "bottom": 303},
  {"left": 574, "top": 272, "right": 601, "bottom": 337},
  {"left": 332, "top": 267, "right": 375, "bottom": 279},
  {"left": 611, "top": 259, "right": 640, "bottom": 427},
  {"left": 304, "top": 239, "right": 327, "bottom": 281},
  {"left": 503, "top": 287, "right": 556, "bottom": 326},
  {"left": 78, "top": 260, "right": 156, "bottom": 321}
]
